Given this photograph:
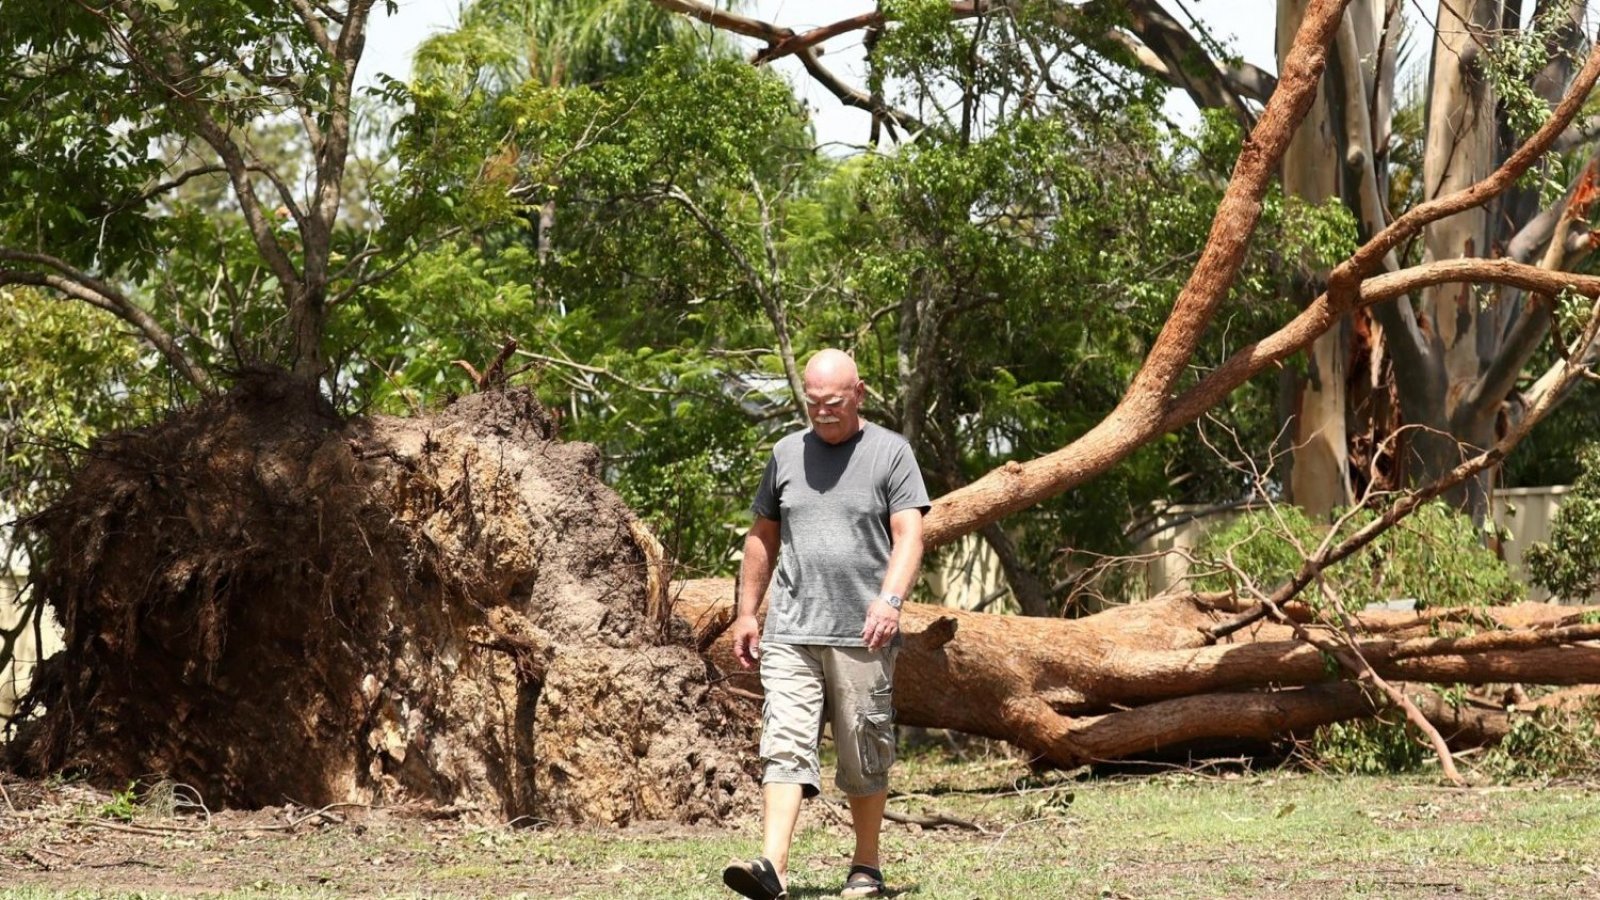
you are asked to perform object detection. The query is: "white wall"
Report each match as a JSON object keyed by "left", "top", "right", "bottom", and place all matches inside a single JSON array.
[{"left": 1, "top": 550, "right": 61, "bottom": 725}]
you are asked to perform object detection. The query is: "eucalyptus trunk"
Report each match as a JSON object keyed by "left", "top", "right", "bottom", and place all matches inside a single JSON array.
[{"left": 1277, "top": 0, "right": 1355, "bottom": 516}]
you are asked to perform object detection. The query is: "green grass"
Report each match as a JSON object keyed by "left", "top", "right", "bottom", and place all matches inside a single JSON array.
[{"left": 6, "top": 759, "right": 1600, "bottom": 898}]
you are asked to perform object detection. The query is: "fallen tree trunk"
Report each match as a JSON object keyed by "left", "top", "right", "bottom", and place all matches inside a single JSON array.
[{"left": 676, "top": 579, "right": 1600, "bottom": 767}]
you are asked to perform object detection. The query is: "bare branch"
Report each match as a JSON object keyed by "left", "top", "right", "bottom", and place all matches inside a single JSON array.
[
  {"left": 1163, "top": 256, "right": 1600, "bottom": 434},
  {"left": 1332, "top": 28, "right": 1600, "bottom": 290},
  {"left": 1460, "top": 156, "right": 1599, "bottom": 427},
  {"left": 753, "top": 11, "right": 886, "bottom": 65},
  {"left": 1120, "top": 0, "right": 1257, "bottom": 127},
  {"left": 799, "top": 48, "right": 927, "bottom": 136},
  {"left": 657, "top": 185, "right": 806, "bottom": 421},
  {"left": 512, "top": 348, "right": 671, "bottom": 396},
  {"left": 650, "top": 0, "right": 927, "bottom": 135},
  {"left": 131, "top": 164, "right": 228, "bottom": 205},
  {"left": 287, "top": 0, "right": 336, "bottom": 57}
]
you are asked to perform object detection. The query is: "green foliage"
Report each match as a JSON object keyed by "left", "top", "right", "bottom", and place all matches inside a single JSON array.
[
  {"left": 1479, "top": 2, "right": 1571, "bottom": 139},
  {"left": 413, "top": 0, "right": 708, "bottom": 92},
  {"left": 1312, "top": 715, "right": 1428, "bottom": 776},
  {"left": 0, "top": 288, "right": 168, "bottom": 516},
  {"left": 1525, "top": 443, "right": 1600, "bottom": 601},
  {"left": 1478, "top": 705, "right": 1600, "bottom": 781},
  {"left": 98, "top": 781, "right": 140, "bottom": 823},
  {"left": 370, "top": 45, "right": 814, "bottom": 574},
  {"left": 368, "top": 3, "right": 1365, "bottom": 583},
  {"left": 1194, "top": 502, "right": 1523, "bottom": 611}
]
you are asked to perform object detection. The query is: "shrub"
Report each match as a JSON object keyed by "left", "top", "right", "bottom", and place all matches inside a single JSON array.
[
  {"left": 1192, "top": 501, "right": 1522, "bottom": 611},
  {"left": 1524, "top": 443, "right": 1600, "bottom": 602},
  {"left": 1477, "top": 704, "right": 1600, "bottom": 781},
  {"left": 1311, "top": 715, "right": 1428, "bottom": 775}
]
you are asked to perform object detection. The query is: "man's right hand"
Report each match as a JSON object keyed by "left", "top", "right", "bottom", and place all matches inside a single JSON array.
[{"left": 731, "top": 614, "right": 762, "bottom": 670}]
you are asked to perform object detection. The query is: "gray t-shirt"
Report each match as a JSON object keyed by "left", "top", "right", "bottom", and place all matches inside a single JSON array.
[{"left": 751, "top": 421, "right": 930, "bottom": 646}]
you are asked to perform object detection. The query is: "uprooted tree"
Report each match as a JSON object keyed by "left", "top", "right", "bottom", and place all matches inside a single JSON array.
[{"left": 6, "top": 0, "right": 1600, "bottom": 824}]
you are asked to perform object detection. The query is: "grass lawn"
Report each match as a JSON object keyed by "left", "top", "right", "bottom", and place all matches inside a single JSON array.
[{"left": 4, "top": 749, "right": 1600, "bottom": 898}]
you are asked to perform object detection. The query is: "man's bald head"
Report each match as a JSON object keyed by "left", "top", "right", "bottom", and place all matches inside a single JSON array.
[
  {"left": 803, "top": 348, "right": 859, "bottom": 389},
  {"left": 801, "top": 349, "right": 866, "bottom": 444}
]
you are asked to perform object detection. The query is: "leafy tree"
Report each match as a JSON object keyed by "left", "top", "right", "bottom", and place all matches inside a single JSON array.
[
  {"left": 648, "top": 0, "right": 1600, "bottom": 605},
  {"left": 412, "top": 0, "right": 709, "bottom": 90}
]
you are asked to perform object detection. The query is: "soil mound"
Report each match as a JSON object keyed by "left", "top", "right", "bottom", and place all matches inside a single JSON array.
[{"left": 6, "top": 371, "right": 755, "bottom": 824}]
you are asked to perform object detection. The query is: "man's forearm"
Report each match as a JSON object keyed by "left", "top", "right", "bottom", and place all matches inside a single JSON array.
[
  {"left": 878, "top": 535, "right": 923, "bottom": 600},
  {"left": 738, "top": 533, "right": 776, "bottom": 618}
]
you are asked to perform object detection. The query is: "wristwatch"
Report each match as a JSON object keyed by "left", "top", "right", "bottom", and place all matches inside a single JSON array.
[{"left": 881, "top": 593, "right": 903, "bottom": 610}]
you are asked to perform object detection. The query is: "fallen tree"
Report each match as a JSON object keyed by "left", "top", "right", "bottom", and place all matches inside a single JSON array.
[
  {"left": 678, "top": 581, "right": 1600, "bottom": 767},
  {"left": 10, "top": 0, "right": 1600, "bottom": 823},
  {"left": 6, "top": 375, "right": 757, "bottom": 824}
]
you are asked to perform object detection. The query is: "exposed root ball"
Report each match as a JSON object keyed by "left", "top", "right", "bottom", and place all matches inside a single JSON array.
[{"left": 8, "top": 372, "right": 755, "bottom": 824}]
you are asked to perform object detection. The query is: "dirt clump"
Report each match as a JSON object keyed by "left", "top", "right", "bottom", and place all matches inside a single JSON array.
[{"left": 5, "top": 371, "right": 756, "bottom": 824}]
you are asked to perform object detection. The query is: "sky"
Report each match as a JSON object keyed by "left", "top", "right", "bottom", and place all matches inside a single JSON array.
[{"left": 358, "top": 1, "right": 1280, "bottom": 145}]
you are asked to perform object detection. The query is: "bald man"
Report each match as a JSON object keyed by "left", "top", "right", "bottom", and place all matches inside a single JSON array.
[{"left": 721, "top": 349, "right": 929, "bottom": 900}]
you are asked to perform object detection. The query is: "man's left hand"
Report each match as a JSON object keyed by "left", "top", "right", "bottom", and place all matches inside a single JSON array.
[{"left": 862, "top": 598, "right": 900, "bottom": 651}]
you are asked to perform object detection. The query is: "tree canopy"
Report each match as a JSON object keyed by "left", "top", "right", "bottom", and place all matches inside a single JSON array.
[{"left": 3, "top": 0, "right": 1600, "bottom": 614}]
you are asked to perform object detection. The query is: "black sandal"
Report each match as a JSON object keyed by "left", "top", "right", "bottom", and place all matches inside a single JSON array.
[
  {"left": 723, "top": 856, "right": 788, "bottom": 899},
  {"left": 840, "top": 863, "right": 886, "bottom": 897}
]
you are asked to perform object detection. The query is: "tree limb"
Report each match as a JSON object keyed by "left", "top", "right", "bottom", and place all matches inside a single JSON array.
[
  {"left": 96, "top": 0, "right": 305, "bottom": 316},
  {"left": 286, "top": 0, "right": 336, "bottom": 57},
  {"left": 657, "top": 185, "right": 806, "bottom": 421},
  {"left": 0, "top": 252, "right": 213, "bottom": 393},
  {"left": 1120, "top": 0, "right": 1257, "bottom": 127},
  {"left": 923, "top": 0, "right": 1352, "bottom": 547},
  {"left": 1333, "top": 28, "right": 1600, "bottom": 291}
]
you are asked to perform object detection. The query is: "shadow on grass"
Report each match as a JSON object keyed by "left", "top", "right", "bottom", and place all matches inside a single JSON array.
[{"left": 786, "top": 885, "right": 917, "bottom": 898}]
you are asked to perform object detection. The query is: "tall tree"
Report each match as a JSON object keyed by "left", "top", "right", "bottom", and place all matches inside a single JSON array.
[
  {"left": 655, "top": 0, "right": 1600, "bottom": 538},
  {"left": 0, "top": 1, "right": 444, "bottom": 388}
]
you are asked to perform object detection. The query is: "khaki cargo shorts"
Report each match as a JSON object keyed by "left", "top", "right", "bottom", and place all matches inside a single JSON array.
[{"left": 758, "top": 642, "right": 898, "bottom": 798}]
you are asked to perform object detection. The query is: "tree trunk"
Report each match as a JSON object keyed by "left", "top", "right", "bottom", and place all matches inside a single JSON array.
[
  {"left": 676, "top": 579, "right": 1600, "bottom": 766},
  {"left": 1411, "top": 0, "right": 1503, "bottom": 508},
  {"left": 1278, "top": 0, "right": 1355, "bottom": 517}
]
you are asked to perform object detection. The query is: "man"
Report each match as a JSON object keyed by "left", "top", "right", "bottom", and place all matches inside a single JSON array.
[{"left": 721, "top": 349, "right": 929, "bottom": 900}]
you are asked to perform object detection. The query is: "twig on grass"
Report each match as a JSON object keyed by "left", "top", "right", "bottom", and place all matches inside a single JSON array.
[
  {"left": 829, "top": 799, "right": 986, "bottom": 832},
  {"left": 22, "top": 848, "right": 55, "bottom": 870},
  {"left": 884, "top": 806, "right": 986, "bottom": 833}
]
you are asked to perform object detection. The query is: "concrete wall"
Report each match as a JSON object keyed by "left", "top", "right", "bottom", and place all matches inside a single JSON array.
[
  {"left": 1489, "top": 486, "right": 1570, "bottom": 604},
  {"left": 1, "top": 541, "right": 62, "bottom": 725}
]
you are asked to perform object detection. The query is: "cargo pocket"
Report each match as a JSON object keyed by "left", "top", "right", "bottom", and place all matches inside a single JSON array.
[{"left": 856, "top": 711, "right": 896, "bottom": 777}]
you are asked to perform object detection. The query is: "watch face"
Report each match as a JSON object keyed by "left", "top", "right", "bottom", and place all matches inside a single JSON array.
[{"left": 884, "top": 594, "right": 903, "bottom": 608}]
